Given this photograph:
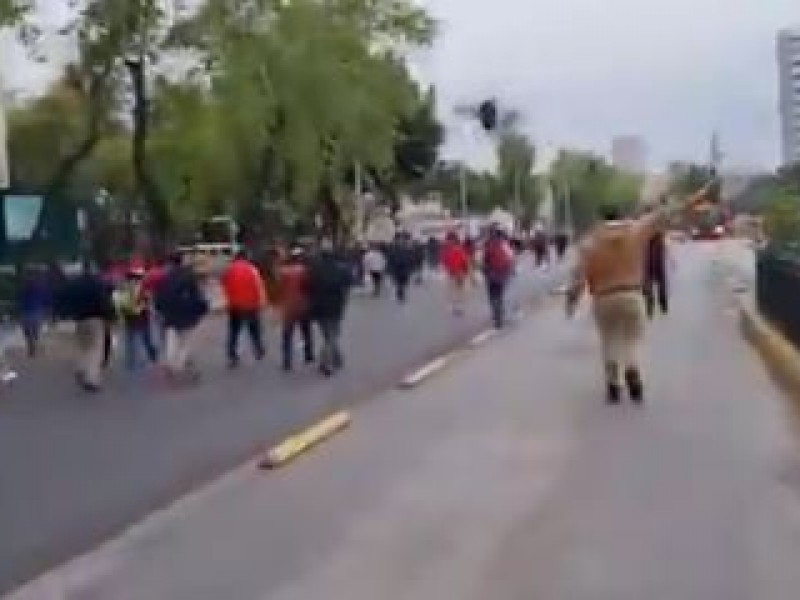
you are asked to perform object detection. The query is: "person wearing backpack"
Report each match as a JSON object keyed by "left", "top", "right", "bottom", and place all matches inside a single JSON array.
[
  {"left": 154, "top": 253, "right": 209, "bottom": 381},
  {"left": 482, "top": 225, "right": 515, "bottom": 329},
  {"left": 308, "top": 238, "right": 352, "bottom": 377}
]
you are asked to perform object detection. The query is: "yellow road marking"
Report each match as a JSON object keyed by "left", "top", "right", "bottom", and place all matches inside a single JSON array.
[{"left": 260, "top": 411, "right": 351, "bottom": 469}]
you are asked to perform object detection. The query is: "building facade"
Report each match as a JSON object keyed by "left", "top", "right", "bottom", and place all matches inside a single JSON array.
[
  {"left": 777, "top": 28, "right": 800, "bottom": 165},
  {"left": 611, "top": 136, "right": 647, "bottom": 173}
]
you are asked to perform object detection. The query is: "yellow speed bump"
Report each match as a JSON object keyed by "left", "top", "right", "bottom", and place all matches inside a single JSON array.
[{"left": 259, "top": 411, "right": 351, "bottom": 469}]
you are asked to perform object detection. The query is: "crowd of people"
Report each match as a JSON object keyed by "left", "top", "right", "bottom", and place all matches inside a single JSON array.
[
  {"left": 4, "top": 190, "right": 698, "bottom": 406},
  {"left": 1, "top": 222, "right": 583, "bottom": 394}
]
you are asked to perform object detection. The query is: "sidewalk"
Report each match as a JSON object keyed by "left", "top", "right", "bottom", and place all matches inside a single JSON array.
[{"left": 9, "top": 243, "right": 800, "bottom": 600}]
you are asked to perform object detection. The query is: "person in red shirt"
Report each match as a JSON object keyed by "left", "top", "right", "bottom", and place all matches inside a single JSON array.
[
  {"left": 277, "top": 246, "right": 314, "bottom": 371},
  {"left": 221, "top": 250, "right": 268, "bottom": 367},
  {"left": 441, "top": 232, "right": 471, "bottom": 316}
]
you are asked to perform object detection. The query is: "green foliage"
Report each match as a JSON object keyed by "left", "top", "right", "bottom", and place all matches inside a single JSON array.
[
  {"left": 5, "top": 0, "right": 442, "bottom": 242},
  {"left": 668, "top": 162, "right": 713, "bottom": 196},
  {"left": 549, "top": 150, "right": 643, "bottom": 232},
  {"left": 763, "top": 187, "right": 800, "bottom": 244},
  {"left": 393, "top": 86, "right": 444, "bottom": 185},
  {"left": 0, "top": 0, "right": 29, "bottom": 27},
  {"left": 495, "top": 131, "right": 538, "bottom": 220}
]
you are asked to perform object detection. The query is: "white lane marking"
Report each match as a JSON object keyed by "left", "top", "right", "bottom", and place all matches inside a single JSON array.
[
  {"left": 399, "top": 356, "right": 450, "bottom": 389},
  {"left": 469, "top": 330, "right": 497, "bottom": 347}
]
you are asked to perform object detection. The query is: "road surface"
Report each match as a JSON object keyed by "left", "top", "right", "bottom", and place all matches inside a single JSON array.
[
  {"left": 9, "top": 242, "right": 800, "bottom": 599},
  {"left": 0, "top": 260, "right": 566, "bottom": 595}
]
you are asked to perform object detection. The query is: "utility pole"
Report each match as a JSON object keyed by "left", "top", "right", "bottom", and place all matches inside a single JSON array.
[
  {"left": 0, "top": 40, "right": 9, "bottom": 190},
  {"left": 353, "top": 160, "right": 363, "bottom": 239},
  {"left": 459, "top": 162, "right": 467, "bottom": 218}
]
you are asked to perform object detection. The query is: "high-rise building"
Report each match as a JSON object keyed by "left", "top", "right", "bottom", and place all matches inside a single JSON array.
[
  {"left": 777, "top": 28, "right": 800, "bottom": 165},
  {"left": 611, "top": 136, "right": 647, "bottom": 173}
]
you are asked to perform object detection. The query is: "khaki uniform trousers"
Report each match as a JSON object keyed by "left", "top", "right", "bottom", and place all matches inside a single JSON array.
[{"left": 592, "top": 290, "right": 646, "bottom": 384}]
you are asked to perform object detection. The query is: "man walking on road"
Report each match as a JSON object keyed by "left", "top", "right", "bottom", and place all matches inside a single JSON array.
[
  {"left": 387, "top": 232, "right": 414, "bottom": 304},
  {"left": 441, "top": 231, "right": 471, "bottom": 316},
  {"left": 60, "top": 262, "right": 116, "bottom": 392},
  {"left": 483, "top": 226, "right": 515, "bottom": 329},
  {"left": 643, "top": 229, "right": 669, "bottom": 318},
  {"left": 364, "top": 244, "right": 386, "bottom": 297},
  {"left": 566, "top": 187, "right": 710, "bottom": 404},
  {"left": 278, "top": 246, "right": 314, "bottom": 371},
  {"left": 221, "top": 250, "right": 268, "bottom": 368},
  {"left": 155, "top": 253, "right": 209, "bottom": 382},
  {"left": 308, "top": 238, "right": 352, "bottom": 377}
]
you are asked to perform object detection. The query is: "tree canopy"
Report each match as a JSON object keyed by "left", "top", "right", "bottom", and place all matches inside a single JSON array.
[{"left": 4, "top": 0, "right": 442, "bottom": 246}]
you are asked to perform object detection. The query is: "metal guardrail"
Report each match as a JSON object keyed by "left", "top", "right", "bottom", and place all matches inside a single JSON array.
[{"left": 757, "top": 250, "right": 800, "bottom": 349}]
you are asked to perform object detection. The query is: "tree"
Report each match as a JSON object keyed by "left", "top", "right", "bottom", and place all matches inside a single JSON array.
[
  {"left": 495, "top": 131, "right": 538, "bottom": 222},
  {"left": 764, "top": 187, "right": 800, "bottom": 244},
  {"left": 167, "top": 0, "right": 435, "bottom": 234},
  {"left": 550, "top": 150, "right": 642, "bottom": 233},
  {"left": 392, "top": 86, "right": 444, "bottom": 185},
  {"left": 0, "top": 0, "right": 29, "bottom": 27}
]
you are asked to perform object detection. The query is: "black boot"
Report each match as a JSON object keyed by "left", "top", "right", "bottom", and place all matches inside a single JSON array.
[
  {"left": 607, "top": 382, "right": 621, "bottom": 404},
  {"left": 605, "top": 362, "right": 621, "bottom": 404},
  {"left": 625, "top": 368, "right": 644, "bottom": 404}
]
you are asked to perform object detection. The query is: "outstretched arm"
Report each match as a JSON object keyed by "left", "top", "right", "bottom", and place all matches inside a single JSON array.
[{"left": 636, "top": 180, "right": 718, "bottom": 241}]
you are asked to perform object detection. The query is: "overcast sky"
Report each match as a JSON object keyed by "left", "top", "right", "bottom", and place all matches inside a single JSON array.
[{"left": 3, "top": 0, "right": 800, "bottom": 171}]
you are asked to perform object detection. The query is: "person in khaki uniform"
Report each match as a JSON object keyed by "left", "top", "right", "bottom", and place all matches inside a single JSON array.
[{"left": 566, "top": 184, "right": 712, "bottom": 404}]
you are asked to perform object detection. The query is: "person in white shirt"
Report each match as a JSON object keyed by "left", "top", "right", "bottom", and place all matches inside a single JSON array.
[{"left": 363, "top": 245, "right": 387, "bottom": 297}]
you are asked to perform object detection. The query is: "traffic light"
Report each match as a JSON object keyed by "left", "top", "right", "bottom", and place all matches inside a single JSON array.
[{"left": 478, "top": 100, "right": 497, "bottom": 131}]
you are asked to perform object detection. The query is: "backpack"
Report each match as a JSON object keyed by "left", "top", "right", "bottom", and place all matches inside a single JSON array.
[{"left": 484, "top": 238, "right": 514, "bottom": 280}]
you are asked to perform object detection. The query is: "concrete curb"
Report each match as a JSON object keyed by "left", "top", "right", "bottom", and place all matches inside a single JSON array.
[
  {"left": 258, "top": 411, "right": 351, "bottom": 469},
  {"left": 739, "top": 298, "right": 800, "bottom": 403}
]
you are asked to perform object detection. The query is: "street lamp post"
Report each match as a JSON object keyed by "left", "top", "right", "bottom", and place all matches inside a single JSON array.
[
  {"left": 0, "top": 38, "right": 10, "bottom": 191},
  {"left": 459, "top": 162, "right": 467, "bottom": 219}
]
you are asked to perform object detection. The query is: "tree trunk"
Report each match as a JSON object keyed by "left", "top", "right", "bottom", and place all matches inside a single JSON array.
[{"left": 126, "top": 57, "right": 170, "bottom": 242}]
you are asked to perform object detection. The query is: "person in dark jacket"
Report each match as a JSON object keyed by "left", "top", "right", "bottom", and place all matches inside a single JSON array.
[
  {"left": 59, "top": 263, "right": 116, "bottom": 392},
  {"left": 154, "top": 253, "right": 209, "bottom": 380},
  {"left": 387, "top": 233, "right": 414, "bottom": 303},
  {"left": 426, "top": 236, "right": 441, "bottom": 270},
  {"left": 554, "top": 230, "right": 570, "bottom": 260},
  {"left": 308, "top": 238, "right": 352, "bottom": 377},
  {"left": 643, "top": 230, "right": 669, "bottom": 318},
  {"left": 483, "top": 226, "right": 515, "bottom": 329},
  {"left": 17, "top": 266, "right": 52, "bottom": 357},
  {"left": 411, "top": 238, "right": 426, "bottom": 285}
]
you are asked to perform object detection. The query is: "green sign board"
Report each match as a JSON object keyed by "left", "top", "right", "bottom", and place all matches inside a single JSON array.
[{"left": 0, "top": 189, "right": 81, "bottom": 263}]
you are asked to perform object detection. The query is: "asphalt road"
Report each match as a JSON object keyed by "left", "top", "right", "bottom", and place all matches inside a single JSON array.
[
  {"left": 0, "top": 260, "right": 566, "bottom": 595},
  {"left": 12, "top": 242, "right": 800, "bottom": 600}
]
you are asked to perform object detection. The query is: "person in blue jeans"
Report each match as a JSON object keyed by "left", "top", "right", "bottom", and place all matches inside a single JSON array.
[
  {"left": 482, "top": 226, "right": 515, "bottom": 329},
  {"left": 116, "top": 269, "right": 158, "bottom": 370},
  {"left": 18, "top": 266, "right": 52, "bottom": 357}
]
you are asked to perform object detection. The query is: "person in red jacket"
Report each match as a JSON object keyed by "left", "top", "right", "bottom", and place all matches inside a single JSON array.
[
  {"left": 441, "top": 232, "right": 471, "bottom": 316},
  {"left": 221, "top": 250, "right": 268, "bottom": 367},
  {"left": 277, "top": 246, "right": 314, "bottom": 371}
]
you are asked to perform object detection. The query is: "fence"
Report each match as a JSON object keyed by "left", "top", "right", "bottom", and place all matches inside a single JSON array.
[{"left": 757, "top": 251, "right": 800, "bottom": 349}]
